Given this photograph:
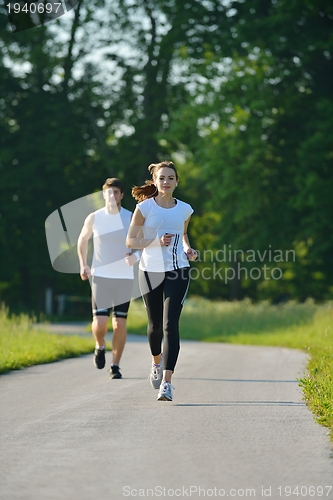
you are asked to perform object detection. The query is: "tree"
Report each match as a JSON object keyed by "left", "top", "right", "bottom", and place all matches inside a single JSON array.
[
  {"left": 163, "top": 0, "right": 333, "bottom": 300},
  {"left": 0, "top": 2, "right": 116, "bottom": 309},
  {"left": 0, "top": 0, "right": 237, "bottom": 309}
]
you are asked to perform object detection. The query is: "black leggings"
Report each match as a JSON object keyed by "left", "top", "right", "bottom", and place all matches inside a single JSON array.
[{"left": 139, "top": 268, "right": 190, "bottom": 372}]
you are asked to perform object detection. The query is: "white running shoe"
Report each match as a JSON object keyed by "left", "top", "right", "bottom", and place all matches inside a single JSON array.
[
  {"left": 149, "top": 354, "right": 164, "bottom": 389},
  {"left": 157, "top": 381, "right": 174, "bottom": 401}
]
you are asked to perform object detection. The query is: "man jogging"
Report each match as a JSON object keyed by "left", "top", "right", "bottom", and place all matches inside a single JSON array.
[{"left": 77, "top": 178, "right": 138, "bottom": 379}]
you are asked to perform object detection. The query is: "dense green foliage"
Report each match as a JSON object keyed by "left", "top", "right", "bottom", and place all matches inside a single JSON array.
[{"left": 0, "top": 0, "right": 332, "bottom": 310}]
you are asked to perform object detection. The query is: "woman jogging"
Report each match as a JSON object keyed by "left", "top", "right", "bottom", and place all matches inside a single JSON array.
[{"left": 126, "top": 161, "right": 197, "bottom": 401}]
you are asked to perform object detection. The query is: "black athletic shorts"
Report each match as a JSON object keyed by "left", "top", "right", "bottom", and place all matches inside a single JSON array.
[{"left": 91, "top": 276, "right": 133, "bottom": 318}]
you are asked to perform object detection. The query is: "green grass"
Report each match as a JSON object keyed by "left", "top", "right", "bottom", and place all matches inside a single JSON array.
[
  {"left": 0, "top": 305, "right": 94, "bottom": 375},
  {"left": 1, "top": 298, "right": 333, "bottom": 440},
  {"left": 127, "top": 297, "right": 320, "bottom": 343},
  {"left": 126, "top": 299, "right": 150, "bottom": 334}
]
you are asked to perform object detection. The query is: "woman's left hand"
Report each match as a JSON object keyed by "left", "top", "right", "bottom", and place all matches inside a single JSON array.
[{"left": 186, "top": 248, "right": 198, "bottom": 261}]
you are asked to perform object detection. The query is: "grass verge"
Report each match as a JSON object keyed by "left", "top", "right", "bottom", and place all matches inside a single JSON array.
[{"left": 0, "top": 306, "right": 94, "bottom": 375}]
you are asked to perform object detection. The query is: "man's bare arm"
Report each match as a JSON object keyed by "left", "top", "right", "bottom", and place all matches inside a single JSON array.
[{"left": 77, "top": 213, "right": 94, "bottom": 280}]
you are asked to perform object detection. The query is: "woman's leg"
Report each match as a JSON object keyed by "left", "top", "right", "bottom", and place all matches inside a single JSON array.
[
  {"left": 162, "top": 267, "right": 190, "bottom": 380},
  {"left": 138, "top": 270, "right": 165, "bottom": 357}
]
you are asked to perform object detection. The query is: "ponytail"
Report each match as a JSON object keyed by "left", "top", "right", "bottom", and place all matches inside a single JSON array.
[{"left": 132, "top": 180, "right": 157, "bottom": 202}]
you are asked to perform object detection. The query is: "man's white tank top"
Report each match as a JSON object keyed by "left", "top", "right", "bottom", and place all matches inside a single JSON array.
[{"left": 91, "top": 207, "right": 133, "bottom": 279}]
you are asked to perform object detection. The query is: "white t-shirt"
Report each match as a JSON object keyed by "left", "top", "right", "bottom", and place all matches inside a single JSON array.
[
  {"left": 137, "top": 197, "right": 194, "bottom": 272},
  {"left": 91, "top": 207, "right": 134, "bottom": 279}
]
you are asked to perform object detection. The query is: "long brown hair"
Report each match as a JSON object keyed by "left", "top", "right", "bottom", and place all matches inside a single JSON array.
[{"left": 132, "top": 161, "right": 179, "bottom": 202}]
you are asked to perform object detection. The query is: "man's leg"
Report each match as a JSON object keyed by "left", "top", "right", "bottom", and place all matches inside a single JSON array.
[
  {"left": 111, "top": 315, "right": 127, "bottom": 365},
  {"left": 92, "top": 314, "right": 109, "bottom": 348},
  {"left": 109, "top": 279, "right": 133, "bottom": 378},
  {"left": 92, "top": 314, "right": 109, "bottom": 369},
  {"left": 109, "top": 314, "right": 126, "bottom": 379},
  {"left": 91, "top": 275, "right": 111, "bottom": 349},
  {"left": 91, "top": 275, "right": 111, "bottom": 369}
]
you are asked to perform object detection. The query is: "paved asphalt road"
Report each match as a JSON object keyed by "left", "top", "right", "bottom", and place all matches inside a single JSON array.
[{"left": 1, "top": 325, "right": 332, "bottom": 500}]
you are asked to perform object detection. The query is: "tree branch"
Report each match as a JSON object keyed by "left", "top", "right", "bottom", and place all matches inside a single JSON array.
[{"left": 63, "top": 0, "right": 82, "bottom": 96}]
